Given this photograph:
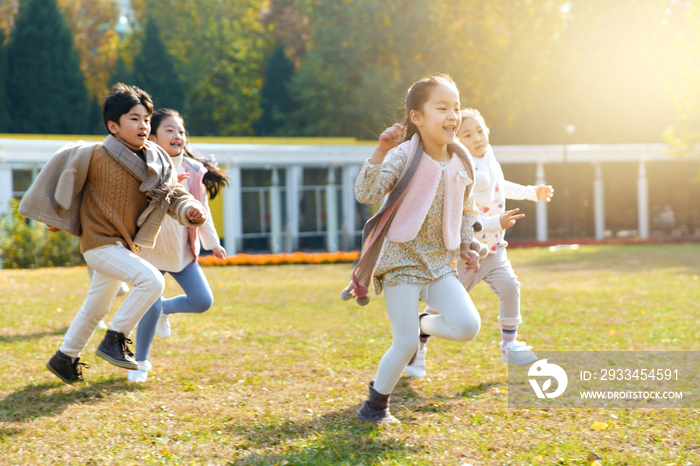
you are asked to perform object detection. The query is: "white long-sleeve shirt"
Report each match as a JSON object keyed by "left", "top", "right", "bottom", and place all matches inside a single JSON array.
[
  {"left": 473, "top": 145, "right": 538, "bottom": 254},
  {"left": 138, "top": 154, "right": 221, "bottom": 272}
]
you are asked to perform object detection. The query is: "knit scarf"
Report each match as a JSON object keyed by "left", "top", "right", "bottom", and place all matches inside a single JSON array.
[{"left": 103, "top": 135, "right": 176, "bottom": 226}]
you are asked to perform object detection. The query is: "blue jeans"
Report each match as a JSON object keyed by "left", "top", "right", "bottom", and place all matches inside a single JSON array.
[{"left": 135, "top": 260, "right": 213, "bottom": 362}]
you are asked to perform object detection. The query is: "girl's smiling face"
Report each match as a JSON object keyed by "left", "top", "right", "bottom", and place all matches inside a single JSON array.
[
  {"left": 411, "top": 82, "right": 461, "bottom": 158},
  {"left": 458, "top": 116, "right": 489, "bottom": 158},
  {"left": 149, "top": 116, "right": 186, "bottom": 157}
]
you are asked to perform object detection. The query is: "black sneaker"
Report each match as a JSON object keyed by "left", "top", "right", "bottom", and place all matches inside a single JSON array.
[
  {"left": 46, "top": 350, "right": 88, "bottom": 384},
  {"left": 95, "top": 330, "right": 139, "bottom": 370}
]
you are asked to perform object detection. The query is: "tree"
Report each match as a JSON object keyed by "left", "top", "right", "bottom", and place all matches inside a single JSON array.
[
  {"left": 1, "top": 0, "right": 120, "bottom": 102},
  {"left": 510, "top": 0, "right": 687, "bottom": 145},
  {"left": 284, "top": 0, "right": 564, "bottom": 139},
  {"left": 6, "top": 0, "right": 90, "bottom": 134},
  {"left": 131, "top": 0, "right": 270, "bottom": 136},
  {"left": 132, "top": 17, "right": 185, "bottom": 111},
  {"left": 87, "top": 96, "right": 106, "bottom": 135},
  {"left": 57, "top": 0, "right": 120, "bottom": 99},
  {"left": 0, "top": 28, "right": 11, "bottom": 132},
  {"left": 109, "top": 54, "right": 134, "bottom": 88},
  {"left": 665, "top": 0, "right": 700, "bottom": 156},
  {"left": 0, "top": 0, "right": 17, "bottom": 37},
  {"left": 253, "top": 44, "right": 298, "bottom": 136}
]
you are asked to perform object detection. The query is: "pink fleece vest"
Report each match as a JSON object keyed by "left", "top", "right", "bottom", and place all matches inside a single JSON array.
[
  {"left": 385, "top": 142, "right": 469, "bottom": 251},
  {"left": 183, "top": 159, "right": 207, "bottom": 261}
]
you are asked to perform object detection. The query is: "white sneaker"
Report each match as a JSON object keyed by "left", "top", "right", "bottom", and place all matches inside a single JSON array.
[
  {"left": 155, "top": 313, "right": 171, "bottom": 339},
  {"left": 96, "top": 320, "right": 109, "bottom": 330},
  {"left": 405, "top": 348, "right": 427, "bottom": 377},
  {"left": 500, "top": 340, "right": 538, "bottom": 366},
  {"left": 127, "top": 360, "right": 152, "bottom": 382}
]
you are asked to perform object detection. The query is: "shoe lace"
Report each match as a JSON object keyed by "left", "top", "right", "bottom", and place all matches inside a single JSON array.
[
  {"left": 115, "top": 332, "right": 135, "bottom": 358},
  {"left": 72, "top": 359, "right": 89, "bottom": 380}
]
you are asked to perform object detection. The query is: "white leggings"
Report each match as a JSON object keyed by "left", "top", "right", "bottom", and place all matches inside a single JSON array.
[{"left": 373, "top": 275, "right": 481, "bottom": 395}]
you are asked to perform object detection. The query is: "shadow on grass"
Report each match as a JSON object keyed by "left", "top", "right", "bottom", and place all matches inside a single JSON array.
[
  {"left": 0, "top": 327, "right": 68, "bottom": 344},
  {"left": 0, "top": 379, "right": 141, "bottom": 423},
  {"left": 223, "top": 377, "right": 489, "bottom": 465},
  {"left": 226, "top": 405, "right": 417, "bottom": 466}
]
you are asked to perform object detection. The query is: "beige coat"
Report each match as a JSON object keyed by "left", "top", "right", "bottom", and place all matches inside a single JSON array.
[{"left": 19, "top": 140, "right": 205, "bottom": 253}]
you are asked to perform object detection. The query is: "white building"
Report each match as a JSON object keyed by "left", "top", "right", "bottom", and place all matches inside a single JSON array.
[{"left": 2, "top": 136, "right": 699, "bottom": 254}]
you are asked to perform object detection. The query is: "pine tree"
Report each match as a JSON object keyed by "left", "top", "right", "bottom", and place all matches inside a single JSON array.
[
  {"left": 6, "top": 0, "right": 90, "bottom": 134},
  {"left": 253, "top": 44, "right": 298, "bottom": 136},
  {"left": 109, "top": 54, "right": 133, "bottom": 88},
  {"left": 0, "top": 28, "right": 11, "bottom": 132},
  {"left": 87, "top": 96, "right": 106, "bottom": 135},
  {"left": 132, "top": 18, "right": 184, "bottom": 111}
]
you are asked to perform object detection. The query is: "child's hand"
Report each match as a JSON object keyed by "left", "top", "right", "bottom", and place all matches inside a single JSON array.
[
  {"left": 186, "top": 206, "right": 206, "bottom": 223},
  {"left": 177, "top": 173, "right": 190, "bottom": 183},
  {"left": 499, "top": 208, "right": 525, "bottom": 230},
  {"left": 536, "top": 184, "right": 554, "bottom": 202},
  {"left": 370, "top": 123, "right": 404, "bottom": 163},
  {"left": 212, "top": 245, "right": 227, "bottom": 259},
  {"left": 460, "top": 245, "right": 480, "bottom": 271},
  {"left": 45, "top": 224, "right": 61, "bottom": 232}
]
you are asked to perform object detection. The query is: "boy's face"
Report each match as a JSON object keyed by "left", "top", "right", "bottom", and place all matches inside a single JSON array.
[
  {"left": 458, "top": 117, "right": 489, "bottom": 158},
  {"left": 107, "top": 104, "right": 151, "bottom": 148}
]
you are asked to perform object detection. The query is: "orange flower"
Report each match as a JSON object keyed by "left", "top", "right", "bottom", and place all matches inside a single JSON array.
[{"left": 199, "top": 251, "right": 360, "bottom": 266}]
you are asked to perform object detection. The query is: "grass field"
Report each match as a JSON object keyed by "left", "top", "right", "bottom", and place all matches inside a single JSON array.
[{"left": 1, "top": 244, "right": 699, "bottom": 465}]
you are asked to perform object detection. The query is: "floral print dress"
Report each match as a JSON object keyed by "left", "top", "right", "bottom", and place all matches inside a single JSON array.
[{"left": 355, "top": 145, "right": 479, "bottom": 294}]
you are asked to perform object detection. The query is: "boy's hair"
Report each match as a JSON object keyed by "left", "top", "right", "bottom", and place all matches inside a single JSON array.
[
  {"left": 102, "top": 83, "right": 154, "bottom": 134},
  {"left": 460, "top": 108, "right": 489, "bottom": 135},
  {"left": 151, "top": 108, "right": 230, "bottom": 200},
  {"left": 401, "top": 73, "right": 458, "bottom": 143}
]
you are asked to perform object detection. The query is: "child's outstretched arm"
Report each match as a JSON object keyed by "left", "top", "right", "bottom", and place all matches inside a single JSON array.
[
  {"left": 355, "top": 123, "right": 405, "bottom": 205},
  {"left": 504, "top": 180, "right": 553, "bottom": 202},
  {"left": 535, "top": 184, "right": 554, "bottom": 202}
]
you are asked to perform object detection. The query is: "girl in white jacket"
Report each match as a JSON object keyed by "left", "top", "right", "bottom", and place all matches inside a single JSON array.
[
  {"left": 406, "top": 108, "right": 553, "bottom": 376},
  {"left": 129, "top": 109, "right": 228, "bottom": 382}
]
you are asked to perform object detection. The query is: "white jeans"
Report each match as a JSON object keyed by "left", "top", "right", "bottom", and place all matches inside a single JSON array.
[
  {"left": 373, "top": 275, "right": 481, "bottom": 395},
  {"left": 61, "top": 243, "right": 165, "bottom": 358}
]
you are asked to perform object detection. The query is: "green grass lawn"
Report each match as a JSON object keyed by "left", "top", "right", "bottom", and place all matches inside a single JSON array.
[{"left": 1, "top": 244, "right": 699, "bottom": 465}]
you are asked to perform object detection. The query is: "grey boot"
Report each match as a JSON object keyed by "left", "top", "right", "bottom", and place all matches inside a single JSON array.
[{"left": 356, "top": 381, "right": 400, "bottom": 424}]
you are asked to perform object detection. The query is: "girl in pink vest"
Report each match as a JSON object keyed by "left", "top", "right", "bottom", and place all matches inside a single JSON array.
[
  {"left": 128, "top": 109, "right": 229, "bottom": 382},
  {"left": 351, "top": 75, "right": 482, "bottom": 423}
]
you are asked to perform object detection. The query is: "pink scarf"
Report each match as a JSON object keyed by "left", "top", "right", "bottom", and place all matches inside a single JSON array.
[{"left": 183, "top": 158, "right": 207, "bottom": 261}]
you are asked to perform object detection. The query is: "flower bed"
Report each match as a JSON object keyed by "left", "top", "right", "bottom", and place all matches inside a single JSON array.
[
  {"left": 200, "top": 237, "right": 700, "bottom": 266},
  {"left": 199, "top": 251, "right": 360, "bottom": 266}
]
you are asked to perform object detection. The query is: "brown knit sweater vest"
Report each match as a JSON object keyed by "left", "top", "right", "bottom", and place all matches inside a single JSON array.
[{"left": 79, "top": 145, "right": 150, "bottom": 254}]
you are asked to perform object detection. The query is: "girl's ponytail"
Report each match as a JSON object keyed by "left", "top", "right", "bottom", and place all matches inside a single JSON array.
[
  {"left": 184, "top": 147, "right": 230, "bottom": 200},
  {"left": 399, "top": 73, "right": 457, "bottom": 143}
]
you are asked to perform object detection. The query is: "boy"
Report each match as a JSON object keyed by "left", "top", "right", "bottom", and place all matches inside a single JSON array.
[{"left": 20, "top": 83, "right": 207, "bottom": 383}]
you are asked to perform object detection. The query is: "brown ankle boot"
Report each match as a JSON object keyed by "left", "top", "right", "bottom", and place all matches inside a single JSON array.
[{"left": 356, "top": 381, "right": 400, "bottom": 424}]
